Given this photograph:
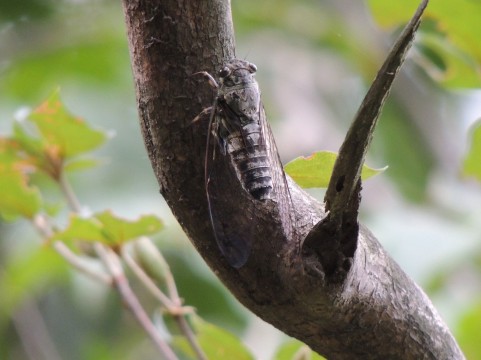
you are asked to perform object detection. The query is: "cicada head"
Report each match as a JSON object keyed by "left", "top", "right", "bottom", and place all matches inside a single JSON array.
[{"left": 218, "top": 59, "right": 257, "bottom": 88}]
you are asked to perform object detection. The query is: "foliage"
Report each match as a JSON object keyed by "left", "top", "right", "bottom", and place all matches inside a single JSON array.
[
  {"left": 0, "top": 93, "right": 322, "bottom": 359},
  {"left": 284, "top": 151, "right": 385, "bottom": 188},
  {"left": 368, "top": 0, "right": 481, "bottom": 88},
  {"left": 1, "top": 0, "right": 481, "bottom": 358},
  {"left": 462, "top": 119, "right": 481, "bottom": 181},
  {"left": 174, "top": 316, "right": 254, "bottom": 360}
]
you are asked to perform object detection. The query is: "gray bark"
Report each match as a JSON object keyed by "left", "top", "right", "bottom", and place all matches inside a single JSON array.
[{"left": 121, "top": 0, "right": 465, "bottom": 358}]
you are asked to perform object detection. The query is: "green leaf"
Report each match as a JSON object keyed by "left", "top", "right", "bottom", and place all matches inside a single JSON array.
[
  {"left": 28, "top": 89, "right": 107, "bottom": 159},
  {"left": 64, "top": 158, "right": 103, "bottom": 172},
  {"left": 53, "top": 211, "right": 163, "bottom": 246},
  {"left": 12, "top": 121, "right": 45, "bottom": 160},
  {"left": 0, "top": 138, "right": 42, "bottom": 220},
  {"left": 0, "top": 248, "right": 68, "bottom": 325},
  {"left": 284, "top": 151, "right": 386, "bottom": 189},
  {"left": 0, "top": 171, "right": 42, "bottom": 220},
  {"left": 367, "top": 0, "right": 481, "bottom": 88},
  {"left": 462, "top": 119, "right": 481, "bottom": 181},
  {"left": 456, "top": 301, "right": 481, "bottom": 360},
  {"left": 1, "top": 35, "right": 130, "bottom": 100},
  {"left": 374, "top": 103, "right": 434, "bottom": 202},
  {"left": 274, "top": 339, "right": 326, "bottom": 360},
  {"left": 173, "top": 316, "right": 254, "bottom": 360},
  {"left": 95, "top": 211, "right": 163, "bottom": 243},
  {"left": 0, "top": 0, "right": 55, "bottom": 22}
]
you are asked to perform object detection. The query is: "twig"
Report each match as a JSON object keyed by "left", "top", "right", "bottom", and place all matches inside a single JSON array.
[
  {"left": 94, "top": 243, "right": 179, "bottom": 360},
  {"left": 121, "top": 245, "right": 176, "bottom": 309},
  {"left": 175, "top": 315, "right": 207, "bottom": 360},
  {"left": 12, "top": 298, "right": 63, "bottom": 360},
  {"left": 122, "top": 241, "right": 207, "bottom": 360},
  {"left": 53, "top": 241, "right": 112, "bottom": 285},
  {"left": 324, "top": 0, "right": 429, "bottom": 217},
  {"left": 32, "top": 214, "right": 112, "bottom": 285},
  {"left": 302, "top": 0, "right": 429, "bottom": 281},
  {"left": 58, "top": 173, "right": 82, "bottom": 213}
]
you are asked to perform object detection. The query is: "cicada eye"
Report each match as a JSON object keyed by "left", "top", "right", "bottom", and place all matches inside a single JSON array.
[
  {"left": 219, "top": 66, "right": 231, "bottom": 78},
  {"left": 248, "top": 63, "right": 257, "bottom": 73}
]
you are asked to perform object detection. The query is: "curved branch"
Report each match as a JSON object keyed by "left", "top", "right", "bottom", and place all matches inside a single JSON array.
[{"left": 121, "top": 0, "right": 465, "bottom": 358}]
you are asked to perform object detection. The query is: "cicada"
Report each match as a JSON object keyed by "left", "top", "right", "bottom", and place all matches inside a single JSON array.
[{"left": 195, "top": 59, "right": 292, "bottom": 268}]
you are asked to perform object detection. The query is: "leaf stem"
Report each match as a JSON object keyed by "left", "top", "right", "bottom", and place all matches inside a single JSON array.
[
  {"left": 59, "top": 173, "right": 82, "bottom": 213},
  {"left": 32, "top": 214, "right": 112, "bottom": 285},
  {"left": 94, "top": 243, "right": 179, "bottom": 360},
  {"left": 122, "top": 241, "right": 207, "bottom": 360}
]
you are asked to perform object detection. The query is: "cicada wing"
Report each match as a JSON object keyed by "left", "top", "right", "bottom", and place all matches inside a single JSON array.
[
  {"left": 258, "top": 104, "right": 295, "bottom": 239},
  {"left": 205, "top": 108, "right": 252, "bottom": 269}
]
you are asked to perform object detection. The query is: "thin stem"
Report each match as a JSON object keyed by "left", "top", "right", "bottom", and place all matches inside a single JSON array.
[
  {"left": 122, "top": 243, "right": 207, "bottom": 360},
  {"left": 58, "top": 173, "right": 82, "bottom": 213},
  {"left": 122, "top": 246, "right": 176, "bottom": 309},
  {"left": 94, "top": 243, "right": 178, "bottom": 360},
  {"left": 175, "top": 316, "right": 207, "bottom": 360},
  {"left": 32, "top": 215, "right": 112, "bottom": 285},
  {"left": 12, "top": 298, "right": 63, "bottom": 360},
  {"left": 53, "top": 241, "right": 112, "bottom": 285}
]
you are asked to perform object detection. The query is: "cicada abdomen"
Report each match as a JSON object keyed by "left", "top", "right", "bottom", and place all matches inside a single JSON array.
[{"left": 224, "top": 121, "right": 273, "bottom": 200}]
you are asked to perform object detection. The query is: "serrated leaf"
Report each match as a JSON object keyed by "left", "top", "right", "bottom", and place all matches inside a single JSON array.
[
  {"left": 95, "top": 211, "right": 163, "bottom": 243},
  {"left": 0, "top": 138, "right": 42, "bottom": 220},
  {"left": 0, "top": 171, "right": 42, "bottom": 220},
  {"left": 462, "top": 119, "right": 481, "bottom": 181},
  {"left": 53, "top": 211, "right": 163, "bottom": 246},
  {"left": 274, "top": 339, "right": 326, "bottom": 360},
  {"left": 284, "top": 151, "right": 386, "bottom": 189},
  {"left": 173, "top": 316, "right": 254, "bottom": 360},
  {"left": 28, "top": 89, "right": 107, "bottom": 159},
  {"left": 53, "top": 215, "right": 105, "bottom": 243}
]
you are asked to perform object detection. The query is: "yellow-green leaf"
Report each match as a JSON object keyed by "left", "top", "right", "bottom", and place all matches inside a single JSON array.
[
  {"left": 95, "top": 211, "right": 163, "bottom": 243},
  {"left": 457, "top": 301, "right": 481, "bottom": 360},
  {"left": 28, "top": 89, "right": 107, "bottom": 159},
  {"left": 173, "top": 316, "right": 254, "bottom": 360},
  {"left": 274, "top": 339, "right": 326, "bottom": 360},
  {"left": 0, "top": 138, "right": 41, "bottom": 220},
  {"left": 367, "top": 0, "right": 481, "bottom": 88},
  {"left": 463, "top": 119, "right": 481, "bottom": 181},
  {"left": 0, "top": 248, "right": 68, "bottom": 325},
  {"left": 0, "top": 171, "right": 42, "bottom": 220},
  {"left": 284, "top": 151, "right": 386, "bottom": 189},
  {"left": 64, "top": 158, "right": 102, "bottom": 172},
  {"left": 53, "top": 211, "right": 163, "bottom": 246}
]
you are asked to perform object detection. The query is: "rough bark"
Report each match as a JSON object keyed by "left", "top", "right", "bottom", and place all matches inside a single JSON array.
[{"left": 121, "top": 0, "right": 465, "bottom": 359}]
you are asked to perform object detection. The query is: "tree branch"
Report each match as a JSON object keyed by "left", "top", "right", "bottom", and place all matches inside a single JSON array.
[{"left": 122, "top": 0, "right": 465, "bottom": 358}]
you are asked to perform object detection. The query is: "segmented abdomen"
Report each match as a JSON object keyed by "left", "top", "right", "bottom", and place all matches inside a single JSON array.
[{"left": 225, "top": 122, "right": 273, "bottom": 200}]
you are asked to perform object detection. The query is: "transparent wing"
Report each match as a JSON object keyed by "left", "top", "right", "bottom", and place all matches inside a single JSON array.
[
  {"left": 258, "top": 104, "right": 295, "bottom": 240},
  {"left": 205, "top": 104, "right": 253, "bottom": 269}
]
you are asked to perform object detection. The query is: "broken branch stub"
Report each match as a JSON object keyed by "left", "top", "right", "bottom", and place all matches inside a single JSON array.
[{"left": 302, "top": 0, "right": 429, "bottom": 281}]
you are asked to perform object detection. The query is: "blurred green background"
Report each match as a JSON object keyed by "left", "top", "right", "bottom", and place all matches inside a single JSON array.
[{"left": 1, "top": 0, "right": 481, "bottom": 359}]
